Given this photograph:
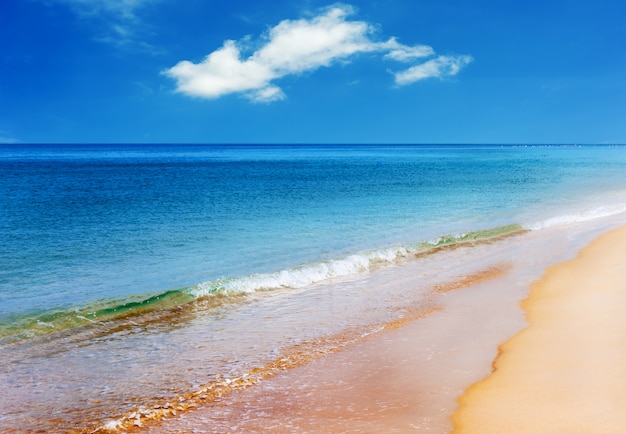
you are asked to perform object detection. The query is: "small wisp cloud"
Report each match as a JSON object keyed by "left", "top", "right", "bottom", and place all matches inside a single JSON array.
[
  {"left": 165, "top": 5, "right": 472, "bottom": 103},
  {"left": 55, "top": 0, "right": 159, "bottom": 48},
  {"left": 57, "top": 0, "right": 154, "bottom": 20}
]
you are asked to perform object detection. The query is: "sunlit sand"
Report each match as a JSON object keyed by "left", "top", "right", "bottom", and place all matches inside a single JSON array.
[{"left": 454, "top": 226, "right": 626, "bottom": 432}]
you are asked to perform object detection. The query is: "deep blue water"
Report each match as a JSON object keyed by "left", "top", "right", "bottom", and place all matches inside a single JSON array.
[{"left": 1, "top": 144, "right": 626, "bottom": 328}]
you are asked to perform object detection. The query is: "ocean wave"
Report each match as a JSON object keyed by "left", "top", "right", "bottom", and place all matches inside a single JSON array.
[
  {"left": 192, "top": 248, "right": 409, "bottom": 296},
  {"left": 7, "top": 203, "right": 625, "bottom": 345},
  {"left": 192, "top": 224, "right": 524, "bottom": 296},
  {"left": 8, "top": 203, "right": 624, "bottom": 344},
  {"left": 0, "top": 224, "right": 524, "bottom": 344},
  {"left": 527, "top": 203, "right": 626, "bottom": 231},
  {"left": 0, "top": 289, "right": 195, "bottom": 345}
]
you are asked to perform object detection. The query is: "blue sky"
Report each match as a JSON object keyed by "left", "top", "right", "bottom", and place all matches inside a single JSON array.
[{"left": 1, "top": 0, "right": 626, "bottom": 144}]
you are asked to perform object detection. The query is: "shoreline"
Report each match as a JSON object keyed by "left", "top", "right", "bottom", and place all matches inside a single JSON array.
[
  {"left": 453, "top": 225, "right": 626, "bottom": 432},
  {"left": 5, "top": 220, "right": 622, "bottom": 433},
  {"left": 135, "top": 228, "right": 568, "bottom": 433},
  {"left": 0, "top": 224, "right": 526, "bottom": 346},
  {"left": 135, "top": 222, "right": 625, "bottom": 433}
]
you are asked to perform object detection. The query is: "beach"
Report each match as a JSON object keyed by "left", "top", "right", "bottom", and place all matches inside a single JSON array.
[
  {"left": 128, "top": 223, "right": 626, "bottom": 433},
  {"left": 2, "top": 145, "right": 626, "bottom": 432},
  {"left": 128, "top": 222, "right": 624, "bottom": 433},
  {"left": 453, "top": 225, "right": 626, "bottom": 433},
  {"left": 5, "top": 0, "right": 626, "bottom": 429}
]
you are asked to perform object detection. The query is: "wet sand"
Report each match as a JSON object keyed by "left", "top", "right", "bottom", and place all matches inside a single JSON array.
[
  {"left": 120, "top": 224, "right": 621, "bottom": 433},
  {"left": 453, "top": 226, "right": 626, "bottom": 432},
  {"left": 138, "top": 263, "right": 533, "bottom": 433}
]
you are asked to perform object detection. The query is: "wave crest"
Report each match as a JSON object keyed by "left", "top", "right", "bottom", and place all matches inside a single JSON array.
[{"left": 193, "top": 248, "right": 411, "bottom": 296}]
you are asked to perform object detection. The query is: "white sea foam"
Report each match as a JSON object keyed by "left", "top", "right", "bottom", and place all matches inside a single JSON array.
[
  {"left": 193, "top": 247, "right": 413, "bottom": 296},
  {"left": 191, "top": 225, "right": 536, "bottom": 297},
  {"left": 527, "top": 203, "right": 626, "bottom": 231},
  {"left": 192, "top": 199, "right": 626, "bottom": 299}
]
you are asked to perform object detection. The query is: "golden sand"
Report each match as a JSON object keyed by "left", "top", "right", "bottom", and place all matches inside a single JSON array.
[{"left": 453, "top": 226, "right": 626, "bottom": 433}]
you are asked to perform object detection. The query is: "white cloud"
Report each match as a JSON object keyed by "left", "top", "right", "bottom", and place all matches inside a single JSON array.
[
  {"left": 394, "top": 55, "right": 474, "bottom": 85},
  {"left": 254, "top": 6, "right": 376, "bottom": 74},
  {"left": 165, "top": 5, "right": 472, "bottom": 103},
  {"left": 166, "top": 41, "right": 275, "bottom": 99},
  {"left": 382, "top": 37, "right": 435, "bottom": 62},
  {"left": 249, "top": 86, "right": 286, "bottom": 103}
]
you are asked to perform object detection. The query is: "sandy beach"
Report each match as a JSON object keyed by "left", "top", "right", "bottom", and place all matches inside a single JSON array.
[
  {"left": 130, "top": 224, "right": 626, "bottom": 433},
  {"left": 453, "top": 225, "right": 626, "bottom": 432}
]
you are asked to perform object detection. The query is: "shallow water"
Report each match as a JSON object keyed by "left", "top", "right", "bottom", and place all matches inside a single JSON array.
[
  {"left": 1, "top": 144, "right": 626, "bottom": 432},
  {"left": 2, "top": 216, "right": 624, "bottom": 433},
  {"left": 136, "top": 217, "right": 622, "bottom": 433}
]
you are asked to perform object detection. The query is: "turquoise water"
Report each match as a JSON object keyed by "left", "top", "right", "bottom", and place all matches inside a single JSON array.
[
  {"left": 2, "top": 144, "right": 626, "bottom": 431},
  {"left": 3, "top": 144, "right": 626, "bottom": 330}
]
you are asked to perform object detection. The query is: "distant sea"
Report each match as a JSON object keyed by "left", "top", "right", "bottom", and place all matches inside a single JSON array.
[{"left": 2, "top": 144, "right": 626, "bottom": 432}]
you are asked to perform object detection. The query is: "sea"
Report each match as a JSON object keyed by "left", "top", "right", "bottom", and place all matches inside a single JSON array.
[{"left": 1, "top": 144, "right": 626, "bottom": 432}]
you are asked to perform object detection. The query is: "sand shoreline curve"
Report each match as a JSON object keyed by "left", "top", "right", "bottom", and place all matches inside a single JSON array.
[{"left": 453, "top": 225, "right": 626, "bottom": 433}]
